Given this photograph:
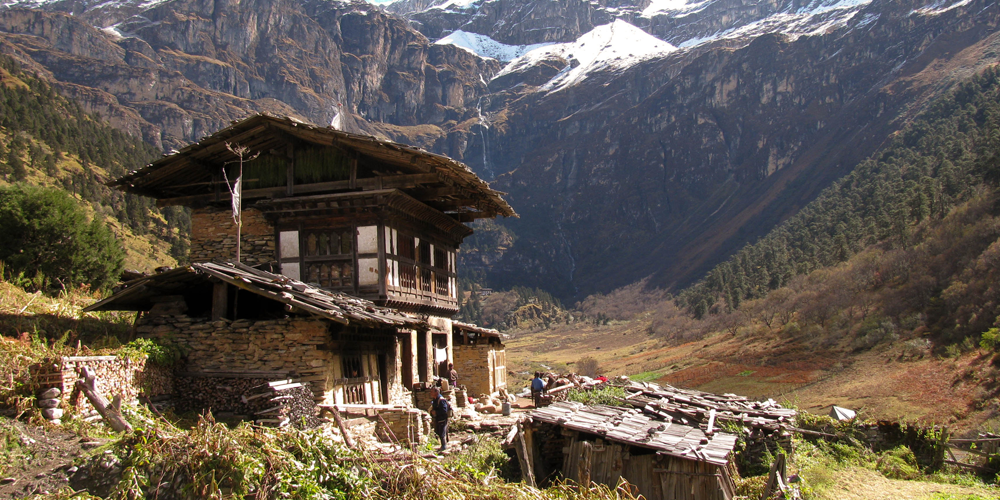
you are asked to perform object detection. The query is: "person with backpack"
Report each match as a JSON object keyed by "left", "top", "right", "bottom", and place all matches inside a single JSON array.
[{"left": 429, "top": 386, "right": 450, "bottom": 452}]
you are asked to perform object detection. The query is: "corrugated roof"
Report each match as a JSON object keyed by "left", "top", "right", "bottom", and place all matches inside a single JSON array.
[
  {"left": 83, "top": 261, "right": 426, "bottom": 330},
  {"left": 530, "top": 401, "right": 738, "bottom": 466},
  {"left": 111, "top": 114, "right": 515, "bottom": 219}
]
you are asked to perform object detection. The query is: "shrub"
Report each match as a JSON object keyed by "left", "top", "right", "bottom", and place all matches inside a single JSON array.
[
  {"left": 0, "top": 184, "right": 124, "bottom": 293},
  {"left": 567, "top": 386, "right": 628, "bottom": 407},
  {"left": 876, "top": 445, "right": 921, "bottom": 479},
  {"left": 981, "top": 328, "right": 1000, "bottom": 350},
  {"left": 118, "top": 338, "right": 184, "bottom": 366}
]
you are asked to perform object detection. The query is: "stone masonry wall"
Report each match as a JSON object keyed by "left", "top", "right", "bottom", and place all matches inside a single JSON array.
[
  {"left": 30, "top": 356, "right": 173, "bottom": 414},
  {"left": 189, "top": 207, "right": 275, "bottom": 265},
  {"left": 453, "top": 344, "right": 504, "bottom": 398},
  {"left": 376, "top": 408, "right": 430, "bottom": 445},
  {"left": 137, "top": 315, "right": 336, "bottom": 403}
]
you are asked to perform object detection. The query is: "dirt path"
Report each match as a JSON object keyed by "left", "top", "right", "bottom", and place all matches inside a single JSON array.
[
  {"left": 814, "top": 467, "right": 998, "bottom": 500},
  {"left": 0, "top": 419, "right": 107, "bottom": 499}
]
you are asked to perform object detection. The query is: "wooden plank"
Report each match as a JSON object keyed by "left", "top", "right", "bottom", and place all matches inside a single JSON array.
[
  {"left": 516, "top": 427, "right": 536, "bottom": 487},
  {"left": 212, "top": 281, "right": 228, "bottom": 321},
  {"left": 579, "top": 441, "right": 593, "bottom": 488}
]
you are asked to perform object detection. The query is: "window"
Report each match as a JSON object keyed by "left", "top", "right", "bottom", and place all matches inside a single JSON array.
[{"left": 302, "top": 229, "right": 354, "bottom": 288}]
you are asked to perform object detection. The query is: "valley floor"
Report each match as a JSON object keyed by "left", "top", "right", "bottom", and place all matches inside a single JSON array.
[{"left": 505, "top": 318, "right": 1000, "bottom": 435}]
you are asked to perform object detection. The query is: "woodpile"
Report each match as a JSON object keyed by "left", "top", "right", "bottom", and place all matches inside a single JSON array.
[
  {"left": 29, "top": 356, "right": 172, "bottom": 416},
  {"left": 243, "top": 379, "right": 321, "bottom": 428},
  {"left": 173, "top": 374, "right": 281, "bottom": 414}
]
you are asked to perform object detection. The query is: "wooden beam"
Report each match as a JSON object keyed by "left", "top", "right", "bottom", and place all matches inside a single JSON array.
[
  {"left": 156, "top": 173, "right": 441, "bottom": 207},
  {"left": 212, "top": 282, "right": 228, "bottom": 321},
  {"left": 76, "top": 367, "right": 133, "bottom": 433},
  {"left": 286, "top": 144, "right": 295, "bottom": 197}
]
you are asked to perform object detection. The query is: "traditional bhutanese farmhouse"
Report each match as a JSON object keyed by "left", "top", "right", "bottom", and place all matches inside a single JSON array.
[{"left": 86, "top": 114, "right": 515, "bottom": 408}]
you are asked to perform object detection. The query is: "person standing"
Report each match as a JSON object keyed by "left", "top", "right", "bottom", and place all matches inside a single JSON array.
[
  {"left": 531, "top": 372, "right": 546, "bottom": 408},
  {"left": 429, "top": 387, "right": 450, "bottom": 452},
  {"left": 448, "top": 362, "right": 458, "bottom": 389}
]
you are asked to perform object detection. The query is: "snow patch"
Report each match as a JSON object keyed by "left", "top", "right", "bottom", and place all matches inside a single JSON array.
[
  {"left": 434, "top": 30, "right": 553, "bottom": 62},
  {"left": 911, "top": 0, "right": 974, "bottom": 16},
  {"left": 428, "top": 0, "right": 479, "bottom": 12},
  {"left": 101, "top": 25, "right": 124, "bottom": 39},
  {"left": 675, "top": 0, "right": 873, "bottom": 48},
  {"left": 495, "top": 20, "right": 677, "bottom": 93},
  {"left": 642, "top": 0, "right": 714, "bottom": 19}
]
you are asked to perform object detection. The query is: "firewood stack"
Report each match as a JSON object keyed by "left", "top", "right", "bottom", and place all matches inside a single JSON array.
[
  {"left": 243, "top": 379, "right": 321, "bottom": 428},
  {"left": 173, "top": 376, "right": 273, "bottom": 414}
]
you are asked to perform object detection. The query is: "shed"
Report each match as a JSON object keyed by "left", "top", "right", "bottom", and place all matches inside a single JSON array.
[{"left": 525, "top": 401, "right": 739, "bottom": 500}]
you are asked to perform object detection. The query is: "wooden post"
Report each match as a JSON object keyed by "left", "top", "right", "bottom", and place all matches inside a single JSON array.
[
  {"left": 762, "top": 453, "right": 787, "bottom": 500},
  {"left": 286, "top": 145, "right": 295, "bottom": 196},
  {"left": 76, "top": 367, "right": 132, "bottom": 433},
  {"left": 515, "top": 425, "right": 536, "bottom": 487},
  {"left": 578, "top": 441, "right": 593, "bottom": 488},
  {"left": 212, "top": 281, "right": 228, "bottom": 321},
  {"left": 330, "top": 406, "right": 356, "bottom": 450}
]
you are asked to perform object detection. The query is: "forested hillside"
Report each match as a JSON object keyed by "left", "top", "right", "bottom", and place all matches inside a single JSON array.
[
  {"left": 0, "top": 55, "right": 188, "bottom": 273},
  {"left": 679, "top": 66, "right": 1000, "bottom": 336}
]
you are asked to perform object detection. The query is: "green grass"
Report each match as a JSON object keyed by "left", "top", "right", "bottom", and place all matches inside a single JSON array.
[
  {"left": 628, "top": 371, "right": 663, "bottom": 382},
  {"left": 0, "top": 417, "right": 32, "bottom": 476}
]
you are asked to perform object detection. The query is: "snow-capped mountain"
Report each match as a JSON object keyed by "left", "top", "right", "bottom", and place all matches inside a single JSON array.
[{"left": 0, "top": 0, "right": 996, "bottom": 300}]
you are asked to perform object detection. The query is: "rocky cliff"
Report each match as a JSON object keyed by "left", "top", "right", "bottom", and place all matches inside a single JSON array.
[{"left": 0, "top": 0, "right": 997, "bottom": 301}]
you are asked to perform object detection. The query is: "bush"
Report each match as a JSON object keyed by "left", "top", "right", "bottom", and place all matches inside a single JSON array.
[
  {"left": 876, "top": 445, "right": 921, "bottom": 479},
  {"left": 567, "top": 386, "right": 628, "bottom": 407},
  {"left": 0, "top": 184, "right": 124, "bottom": 292},
  {"left": 981, "top": 328, "right": 1000, "bottom": 350},
  {"left": 118, "top": 338, "right": 184, "bottom": 366}
]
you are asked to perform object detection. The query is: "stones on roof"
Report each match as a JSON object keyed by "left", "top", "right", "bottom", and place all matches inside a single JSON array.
[
  {"left": 530, "top": 401, "right": 738, "bottom": 466},
  {"left": 84, "top": 261, "right": 426, "bottom": 330}
]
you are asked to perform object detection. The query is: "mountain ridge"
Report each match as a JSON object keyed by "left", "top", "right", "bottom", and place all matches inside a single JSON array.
[{"left": 0, "top": 0, "right": 997, "bottom": 302}]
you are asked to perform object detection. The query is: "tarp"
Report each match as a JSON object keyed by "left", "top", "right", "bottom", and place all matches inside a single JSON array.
[{"left": 829, "top": 406, "right": 856, "bottom": 421}]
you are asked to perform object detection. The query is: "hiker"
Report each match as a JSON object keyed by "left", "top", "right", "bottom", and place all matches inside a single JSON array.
[
  {"left": 429, "top": 386, "right": 450, "bottom": 452},
  {"left": 448, "top": 362, "right": 458, "bottom": 389},
  {"left": 531, "top": 371, "right": 546, "bottom": 408}
]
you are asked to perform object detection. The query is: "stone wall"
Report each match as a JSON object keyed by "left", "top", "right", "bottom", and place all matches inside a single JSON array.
[
  {"left": 189, "top": 207, "right": 275, "bottom": 265},
  {"left": 30, "top": 356, "right": 173, "bottom": 414},
  {"left": 376, "top": 408, "right": 430, "bottom": 445},
  {"left": 137, "top": 315, "right": 337, "bottom": 402},
  {"left": 453, "top": 343, "right": 506, "bottom": 398}
]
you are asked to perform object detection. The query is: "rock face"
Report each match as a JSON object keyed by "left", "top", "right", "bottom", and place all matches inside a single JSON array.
[
  {"left": 1, "top": 0, "right": 998, "bottom": 300},
  {"left": 0, "top": 0, "right": 498, "bottom": 150}
]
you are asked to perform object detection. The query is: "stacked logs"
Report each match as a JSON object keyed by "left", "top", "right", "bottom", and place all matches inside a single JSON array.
[
  {"left": 244, "top": 379, "right": 320, "bottom": 428},
  {"left": 173, "top": 376, "right": 274, "bottom": 414}
]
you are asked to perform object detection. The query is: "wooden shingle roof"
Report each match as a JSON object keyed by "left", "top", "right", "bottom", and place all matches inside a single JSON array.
[
  {"left": 83, "top": 262, "right": 426, "bottom": 330},
  {"left": 112, "top": 114, "right": 515, "bottom": 220},
  {"left": 530, "top": 401, "right": 738, "bottom": 466}
]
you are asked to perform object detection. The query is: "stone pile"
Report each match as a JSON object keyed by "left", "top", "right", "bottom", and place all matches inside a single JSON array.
[{"left": 36, "top": 387, "right": 64, "bottom": 424}]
